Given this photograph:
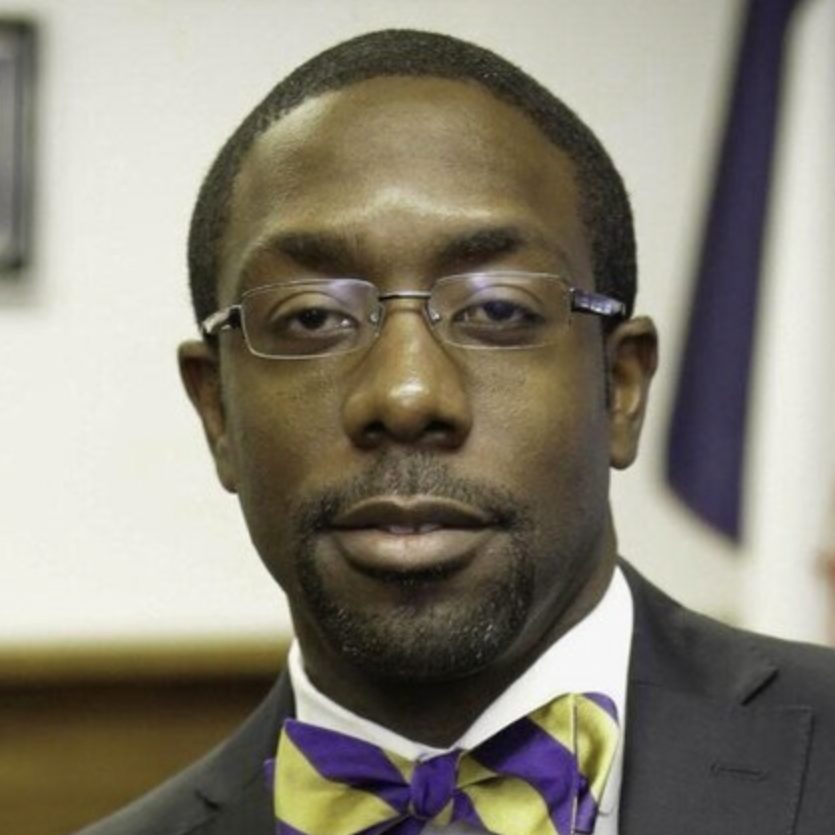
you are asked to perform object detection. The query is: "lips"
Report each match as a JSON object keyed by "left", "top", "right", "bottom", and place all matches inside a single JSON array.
[
  {"left": 331, "top": 496, "right": 493, "bottom": 530},
  {"left": 328, "top": 497, "right": 498, "bottom": 575}
]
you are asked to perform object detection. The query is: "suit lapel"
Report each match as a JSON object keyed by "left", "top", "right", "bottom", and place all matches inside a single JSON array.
[{"left": 619, "top": 562, "right": 813, "bottom": 835}]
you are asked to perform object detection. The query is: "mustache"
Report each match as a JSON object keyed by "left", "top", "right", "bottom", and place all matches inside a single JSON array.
[{"left": 292, "top": 453, "right": 529, "bottom": 534}]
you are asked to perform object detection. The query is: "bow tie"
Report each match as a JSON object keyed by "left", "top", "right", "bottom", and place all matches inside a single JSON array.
[{"left": 266, "top": 692, "right": 619, "bottom": 835}]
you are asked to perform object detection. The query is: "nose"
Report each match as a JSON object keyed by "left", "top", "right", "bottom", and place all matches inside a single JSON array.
[{"left": 341, "top": 305, "right": 473, "bottom": 449}]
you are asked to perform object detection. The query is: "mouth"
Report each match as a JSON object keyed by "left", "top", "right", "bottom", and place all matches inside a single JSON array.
[{"left": 327, "top": 496, "right": 500, "bottom": 576}]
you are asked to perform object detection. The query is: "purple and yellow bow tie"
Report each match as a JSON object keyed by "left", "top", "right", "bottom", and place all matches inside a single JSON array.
[{"left": 266, "top": 692, "right": 619, "bottom": 835}]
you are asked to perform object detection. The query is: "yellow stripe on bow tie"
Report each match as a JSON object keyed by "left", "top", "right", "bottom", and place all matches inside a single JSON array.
[
  {"left": 528, "top": 693, "right": 619, "bottom": 802},
  {"left": 459, "top": 757, "right": 558, "bottom": 835},
  {"left": 274, "top": 730, "right": 401, "bottom": 835},
  {"left": 383, "top": 748, "right": 414, "bottom": 783}
]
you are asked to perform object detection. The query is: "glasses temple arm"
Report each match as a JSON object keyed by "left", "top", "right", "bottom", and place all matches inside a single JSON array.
[
  {"left": 570, "top": 289, "right": 626, "bottom": 320},
  {"left": 200, "top": 305, "right": 242, "bottom": 338}
]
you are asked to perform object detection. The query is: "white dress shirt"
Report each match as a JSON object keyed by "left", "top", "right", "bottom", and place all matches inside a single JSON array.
[{"left": 288, "top": 566, "right": 633, "bottom": 835}]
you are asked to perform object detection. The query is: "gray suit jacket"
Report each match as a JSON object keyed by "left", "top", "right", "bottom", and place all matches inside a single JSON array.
[{"left": 77, "top": 562, "right": 835, "bottom": 834}]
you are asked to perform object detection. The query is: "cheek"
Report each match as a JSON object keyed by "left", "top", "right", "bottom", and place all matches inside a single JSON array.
[
  {"left": 468, "top": 339, "right": 611, "bottom": 557},
  {"left": 223, "top": 362, "right": 345, "bottom": 570},
  {"left": 472, "top": 340, "right": 608, "bottom": 476}
]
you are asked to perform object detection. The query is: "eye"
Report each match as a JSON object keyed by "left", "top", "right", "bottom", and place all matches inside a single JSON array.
[
  {"left": 240, "top": 281, "right": 375, "bottom": 356},
  {"left": 281, "top": 306, "right": 355, "bottom": 334},
  {"left": 261, "top": 292, "right": 360, "bottom": 338},
  {"left": 454, "top": 298, "right": 541, "bottom": 326},
  {"left": 443, "top": 282, "right": 551, "bottom": 347},
  {"left": 255, "top": 293, "right": 364, "bottom": 355}
]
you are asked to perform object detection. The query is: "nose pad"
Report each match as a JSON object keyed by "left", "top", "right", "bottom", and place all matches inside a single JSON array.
[{"left": 341, "top": 308, "right": 473, "bottom": 449}]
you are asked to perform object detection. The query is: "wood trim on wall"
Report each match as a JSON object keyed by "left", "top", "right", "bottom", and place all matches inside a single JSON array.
[
  {"left": 0, "top": 638, "right": 289, "bottom": 685},
  {"left": 0, "top": 638, "right": 289, "bottom": 835}
]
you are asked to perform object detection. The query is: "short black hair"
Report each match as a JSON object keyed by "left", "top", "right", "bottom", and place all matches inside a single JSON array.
[{"left": 188, "top": 29, "right": 636, "bottom": 328}]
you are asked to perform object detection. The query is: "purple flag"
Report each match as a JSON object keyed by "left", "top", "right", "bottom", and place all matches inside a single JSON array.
[{"left": 666, "top": 0, "right": 799, "bottom": 540}]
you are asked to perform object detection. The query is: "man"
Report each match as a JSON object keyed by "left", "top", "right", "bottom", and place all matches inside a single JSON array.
[{"left": 81, "top": 29, "right": 835, "bottom": 835}]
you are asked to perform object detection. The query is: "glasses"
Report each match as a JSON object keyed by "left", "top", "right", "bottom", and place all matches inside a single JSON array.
[{"left": 200, "top": 271, "right": 626, "bottom": 359}]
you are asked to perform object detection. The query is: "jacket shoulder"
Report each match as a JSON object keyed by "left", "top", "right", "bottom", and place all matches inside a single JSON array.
[
  {"left": 621, "top": 558, "right": 835, "bottom": 709},
  {"left": 743, "top": 624, "right": 835, "bottom": 705},
  {"left": 74, "top": 752, "right": 221, "bottom": 835}
]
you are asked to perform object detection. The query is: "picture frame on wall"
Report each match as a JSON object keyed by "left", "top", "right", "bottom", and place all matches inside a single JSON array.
[{"left": 0, "top": 21, "right": 35, "bottom": 272}]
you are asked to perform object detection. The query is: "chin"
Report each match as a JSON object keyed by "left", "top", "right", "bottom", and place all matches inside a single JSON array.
[{"left": 298, "top": 558, "right": 535, "bottom": 683}]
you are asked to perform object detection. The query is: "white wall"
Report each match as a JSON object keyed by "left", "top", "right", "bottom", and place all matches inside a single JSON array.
[{"left": 3, "top": 0, "right": 813, "bottom": 646}]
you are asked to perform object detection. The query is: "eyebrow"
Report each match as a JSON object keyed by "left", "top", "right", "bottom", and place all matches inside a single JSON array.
[
  {"left": 243, "top": 230, "right": 362, "bottom": 278},
  {"left": 239, "top": 223, "right": 556, "bottom": 286},
  {"left": 433, "top": 226, "right": 527, "bottom": 272}
]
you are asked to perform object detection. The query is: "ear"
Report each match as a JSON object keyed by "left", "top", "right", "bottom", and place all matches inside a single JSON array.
[
  {"left": 178, "top": 340, "right": 238, "bottom": 492},
  {"left": 605, "top": 316, "right": 658, "bottom": 470}
]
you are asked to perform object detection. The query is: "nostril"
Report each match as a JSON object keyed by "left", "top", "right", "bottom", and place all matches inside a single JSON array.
[
  {"left": 424, "top": 420, "right": 460, "bottom": 444},
  {"left": 358, "top": 420, "right": 387, "bottom": 448},
  {"left": 357, "top": 418, "right": 458, "bottom": 448}
]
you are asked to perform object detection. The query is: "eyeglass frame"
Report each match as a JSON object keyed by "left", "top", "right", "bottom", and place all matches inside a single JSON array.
[{"left": 199, "top": 271, "right": 627, "bottom": 359}]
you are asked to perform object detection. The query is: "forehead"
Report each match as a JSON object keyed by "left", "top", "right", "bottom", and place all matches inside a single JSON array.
[{"left": 219, "top": 76, "right": 591, "bottom": 299}]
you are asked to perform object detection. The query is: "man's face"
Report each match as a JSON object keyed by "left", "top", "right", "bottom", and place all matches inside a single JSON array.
[{"left": 182, "top": 77, "right": 654, "bottom": 686}]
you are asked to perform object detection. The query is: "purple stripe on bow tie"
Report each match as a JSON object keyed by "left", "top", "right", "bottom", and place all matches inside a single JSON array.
[
  {"left": 583, "top": 692, "right": 618, "bottom": 721},
  {"left": 277, "top": 821, "right": 307, "bottom": 835},
  {"left": 452, "top": 789, "right": 486, "bottom": 829},
  {"left": 472, "top": 716, "right": 583, "bottom": 835},
  {"left": 410, "top": 751, "right": 459, "bottom": 818},
  {"left": 284, "top": 720, "right": 409, "bottom": 811},
  {"left": 574, "top": 776, "right": 600, "bottom": 834}
]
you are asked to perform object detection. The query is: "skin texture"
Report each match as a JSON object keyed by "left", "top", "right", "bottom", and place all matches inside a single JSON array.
[{"left": 180, "top": 77, "right": 657, "bottom": 746}]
